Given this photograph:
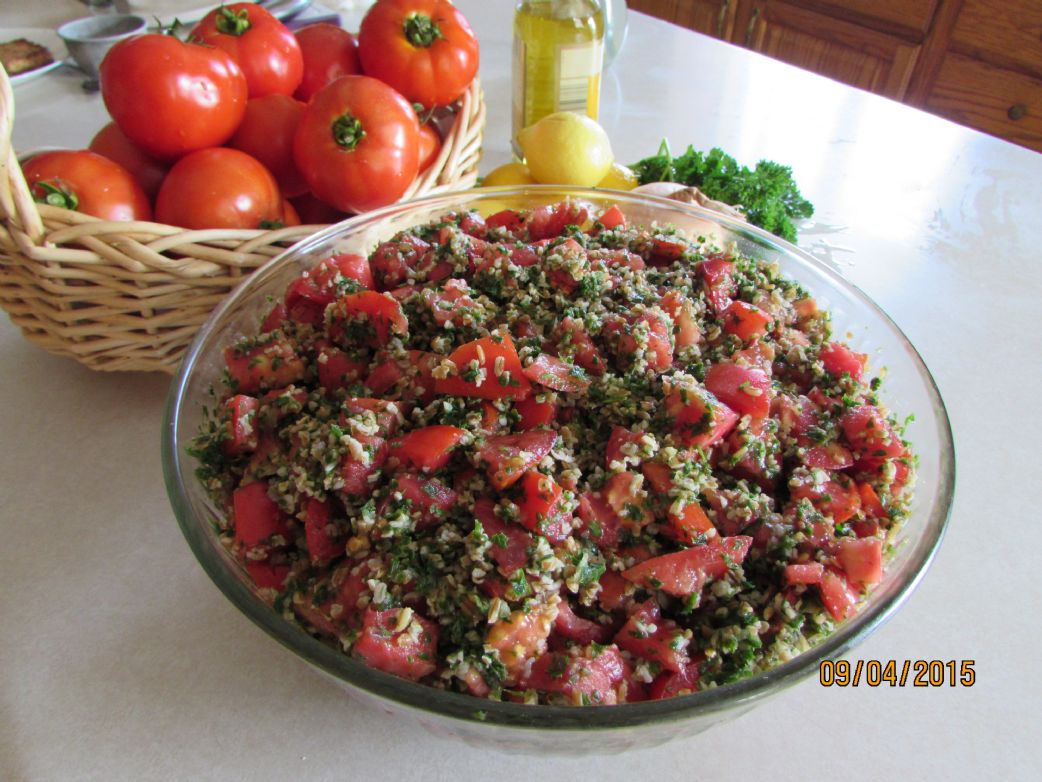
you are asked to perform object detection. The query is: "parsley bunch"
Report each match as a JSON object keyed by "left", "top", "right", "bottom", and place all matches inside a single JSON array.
[{"left": 630, "top": 141, "right": 814, "bottom": 242}]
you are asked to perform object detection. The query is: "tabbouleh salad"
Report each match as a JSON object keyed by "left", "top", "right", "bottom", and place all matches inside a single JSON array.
[{"left": 191, "top": 199, "right": 915, "bottom": 706}]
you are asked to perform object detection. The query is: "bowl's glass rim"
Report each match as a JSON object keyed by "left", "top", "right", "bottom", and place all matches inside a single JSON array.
[{"left": 163, "top": 185, "right": 956, "bottom": 730}]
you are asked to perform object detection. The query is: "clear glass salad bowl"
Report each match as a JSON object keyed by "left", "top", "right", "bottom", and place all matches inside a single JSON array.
[{"left": 162, "top": 186, "right": 954, "bottom": 754}]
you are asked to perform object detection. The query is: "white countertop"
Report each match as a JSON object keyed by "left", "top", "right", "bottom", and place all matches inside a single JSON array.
[{"left": 1, "top": 1, "right": 1039, "bottom": 780}]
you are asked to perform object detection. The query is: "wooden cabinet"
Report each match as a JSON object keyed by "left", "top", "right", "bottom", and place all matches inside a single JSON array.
[
  {"left": 628, "top": 0, "right": 1042, "bottom": 153},
  {"left": 735, "top": 2, "right": 920, "bottom": 100}
]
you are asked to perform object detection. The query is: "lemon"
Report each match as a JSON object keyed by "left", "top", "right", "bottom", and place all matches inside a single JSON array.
[
  {"left": 597, "top": 162, "right": 639, "bottom": 191},
  {"left": 517, "top": 111, "right": 614, "bottom": 187},
  {"left": 481, "top": 161, "right": 537, "bottom": 187}
]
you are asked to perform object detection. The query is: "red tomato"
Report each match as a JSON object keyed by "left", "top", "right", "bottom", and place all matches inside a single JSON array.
[
  {"left": 156, "top": 148, "right": 282, "bottom": 230},
  {"left": 302, "top": 498, "right": 342, "bottom": 565},
  {"left": 358, "top": 0, "right": 479, "bottom": 108},
  {"left": 704, "top": 362, "right": 772, "bottom": 420},
  {"left": 286, "top": 254, "right": 374, "bottom": 325},
  {"left": 294, "top": 23, "right": 361, "bottom": 102},
  {"left": 576, "top": 491, "right": 624, "bottom": 549},
  {"left": 722, "top": 301, "right": 773, "bottom": 342},
  {"left": 667, "top": 500, "right": 716, "bottom": 543},
  {"left": 21, "top": 150, "right": 152, "bottom": 222},
  {"left": 232, "top": 481, "right": 292, "bottom": 549},
  {"left": 417, "top": 122, "right": 442, "bottom": 172},
  {"left": 88, "top": 122, "right": 169, "bottom": 200},
  {"left": 525, "top": 645, "right": 624, "bottom": 705},
  {"left": 699, "top": 256, "right": 735, "bottom": 315},
  {"left": 658, "top": 290, "right": 700, "bottom": 349},
  {"left": 514, "top": 395, "right": 556, "bottom": 430},
  {"left": 192, "top": 3, "right": 303, "bottom": 98},
  {"left": 353, "top": 607, "right": 439, "bottom": 680},
  {"left": 478, "top": 430, "right": 557, "bottom": 490},
  {"left": 664, "top": 383, "right": 739, "bottom": 448},
  {"left": 326, "top": 291, "right": 409, "bottom": 349},
  {"left": 608, "top": 310, "right": 674, "bottom": 373},
  {"left": 280, "top": 199, "right": 301, "bottom": 226},
  {"left": 381, "top": 473, "right": 458, "bottom": 529},
  {"left": 526, "top": 201, "right": 589, "bottom": 240},
  {"left": 516, "top": 471, "right": 572, "bottom": 543},
  {"left": 317, "top": 344, "right": 368, "bottom": 392},
  {"left": 473, "top": 497, "right": 532, "bottom": 575},
  {"left": 858, "top": 482, "right": 886, "bottom": 519},
  {"left": 605, "top": 426, "right": 646, "bottom": 469},
  {"left": 790, "top": 470, "right": 862, "bottom": 524},
  {"left": 100, "top": 34, "right": 248, "bottom": 160},
  {"left": 341, "top": 397, "right": 405, "bottom": 436},
  {"left": 388, "top": 425, "right": 467, "bottom": 472},
  {"left": 434, "top": 333, "right": 532, "bottom": 400},
  {"left": 613, "top": 601, "right": 690, "bottom": 674},
  {"left": 836, "top": 537, "right": 883, "bottom": 586},
  {"left": 553, "top": 601, "right": 611, "bottom": 645},
  {"left": 486, "top": 604, "right": 557, "bottom": 685},
  {"left": 622, "top": 536, "right": 752, "bottom": 597},
  {"left": 819, "top": 570, "right": 858, "bottom": 621},
  {"left": 229, "top": 94, "right": 308, "bottom": 197},
  {"left": 553, "top": 316, "right": 606, "bottom": 376},
  {"left": 222, "top": 395, "right": 260, "bottom": 456},
  {"left": 293, "top": 75, "right": 420, "bottom": 213},
  {"left": 784, "top": 562, "right": 825, "bottom": 585},
  {"left": 289, "top": 192, "right": 349, "bottom": 224},
  {"left": 338, "top": 434, "right": 388, "bottom": 498},
  {"left": 224, "top": 339, "right": 306, "bottom": 393},
  {"left": 602, "top": 471, "right": 653, "bottom": 531},
  {"left": 649, "top": 662, "right": 701, "bottom": 700},
  {"left": 597, "top": 204, "right": 626, "bottom": 229},
  {"left": 522, "top": 353, "right": 591, "bottom": 394},
  {"left": 839, "top": 405, "right": 903, "bottom": 458},
  {"left": 820, "top": 341, "right": 868, "bottom": 380},
  {"left": 803, "top": 442, "right": 855, "bottom": 471}
]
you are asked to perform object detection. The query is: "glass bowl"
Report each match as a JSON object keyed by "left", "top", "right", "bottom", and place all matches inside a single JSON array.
[{"left": 163, "top": 186, "right": 954, "bottom": 754}]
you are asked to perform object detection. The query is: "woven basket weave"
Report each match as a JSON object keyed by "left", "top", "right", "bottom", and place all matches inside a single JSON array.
[{"left": 0, "top": 66, "right": 485, "bottom": 373}]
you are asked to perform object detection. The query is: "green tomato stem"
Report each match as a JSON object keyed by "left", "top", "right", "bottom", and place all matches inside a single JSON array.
[
  {"left": 216, "top": 7, "right": 252, "bottom": 36},
  {"left": 331, "top": 113, "right": 366, "bottom": 151},
  {"left": 34, "top": 181, "right": 78, "bottom": 211},
  {"left": 403, "top": 13, "right": 442, "bottom": 48}
]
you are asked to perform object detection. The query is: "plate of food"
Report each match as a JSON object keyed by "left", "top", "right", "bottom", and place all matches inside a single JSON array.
[
  {"left": 1, "top": 28, "right": 65, "bottom": 87},
  {"left": 164, "top": 186, "right": 953, "bottom": 753}
]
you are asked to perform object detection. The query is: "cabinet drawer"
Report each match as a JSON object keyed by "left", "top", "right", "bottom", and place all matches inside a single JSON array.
[
  {"left": 802, "top": 0, "right": 938, "bottom": 38},
  {"left": 950, "top": 0, "right": 1042, "bottom": 75},
  {"left": 925, "top": 52, "right": 1042, "bottom": 152}
]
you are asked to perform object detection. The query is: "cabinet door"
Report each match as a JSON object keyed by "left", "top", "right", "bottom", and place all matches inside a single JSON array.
[
  {"left": 737, "top": 1, "right": 921, "bottom": 100},
  {"left": 627, "top": 0, "right": 737, "bottom": 41}
]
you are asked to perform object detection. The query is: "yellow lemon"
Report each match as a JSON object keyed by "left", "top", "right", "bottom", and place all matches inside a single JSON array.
[
  {"left": 481, "top": 161, "right": 537, "bottom": 187},
  {"left": 517, "top": 111, "right": 614, "bottom": 187},
  {"left": 597, "top": 162, "right": 639, "bottom": 191}
]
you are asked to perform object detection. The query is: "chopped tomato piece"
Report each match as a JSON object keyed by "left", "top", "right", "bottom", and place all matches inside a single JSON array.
[
  {"left": 388, "top": 425, "right": 467, "bottom": 472},
  {"left": 486, "top": 604, "right": 558, "bottom": 685},
  {"left": 303, "top": 497, "right": 341, "bottom": 565},
  {"left": 327, "top": 291, "right": 408, "bottom": 349},
  {"left": 774, "top": 394, "right": 819, "bottom": 445},
  {"left": 667, "top": 501, "right": 716, "bottom": 543},
  {"left": 338, "top": 433, "right": 388, "bottom": 498},
  {"left": 819, "top": 570, "right": 858, "bottom": 621},
  {"left": 225, "top": 339, "right": 306, "bottom": 394},
  {"left": 515, "top": 394, "right": 557, "bottom": 430},
  {"left": 664, "top": 382, "right": 739, "bottom": 448},
  {"left": 597, "top": 204, "right": 626, "bottom": 230},
  {"left": 317, "top": 344, "right": 368, "bottom": 392},
  {"left": 553, "top": 316, "right": 606, "bottom": 376},
  {"left": 840, "top": 405, "right": 903, "bottom": 459},
  {"left": 836, "top": 537, "right": 883, "bottom": 586},
  {"left": 784, "top": 562, "right": 824, "bottom": 585},
  {"left": 423, "top": 278, "right": 479, "bottom": 326},
  {"left": 260, "top": 302, "right": 287, "bottom": 333},
  {"left": 516, "top": 471, "right": 573, "bottom": 543},
  {"left": 485, "top": 209, "right": 524, "bottom": 234},
  {"left": 526, "top": 201, "right": 588, "bottom": 240},
  {"left": 353, "top": 607, "right": 439, "bottom": 681},
  {"left": 804, "top": 442, "right": 855, "bottom": 471},
  {"left": 434, "top": 332, "right": 532, "bottom": 400},
  {"left": 698, "top": 256, "right": 735, "bottom": 315},
  {"left": 602, "top": 471, "right": 653, "bottom": 531},
  {"left": 478, "top": 430, "right": 557, "bottom": 490},
  {"left": 233, "top": 481, "right": 292, "bottom": 550},
  {"left": 790, "top": 469, "right": 862, "bottom": 524},
  {"left": 385, "top": 473, "right": 458, "bottom": 530},
  {"left": 649, "top": 662, "right": 701, "bottom": 700},
  {"left": 341, "top": 397, "right": 404, "bottom": 436},
  {"left": 284, "top": 254, "right": 372, "bottom": 326},
  {"left": 369, "top": 234, "right": 432, "bottom": 290},
  {"left": 606, "top": 310, "right": 674, "bottom": 373},
  {"left": 365, "top": 359, "right": 403, "bottom": 396},
  {"left": 658, "top": 290, "right": 700, "bottom": 349},
  {"left": 613, "top": 600, "right": 690, "bottom": 673},
  {"left": 704, "top": 363, "right": 772, "bottom": 420},
  {"left": 473, "top": 497, "right": 532, "bottom": 575},
  {"left": 649, "top": 236, "right": 686, "bottom": 264},
  {"left": 605, "top": 426, "right": 648, "bottom": 470},
  {"left": 858, "top": 482, "right": 886, "bottom": 519},
  {"left": 525, "top": 645, "right": 625, "bottom": 705},
  {"left": 244, "top": 560, "right": 290, "bottom": 590},
  {"left": 820, "top": 342, "right": 867, "bottom": 380},
  {"left": 522, "top": 353, "right": 591, "bottom": 394},
  {"left": 222, "top": 394, "right": 259, "bottom": 456},
  {"left": 553, "top": 600, "right": 611, "bottom": 645},
  {"left": 621, "top": 536, "right": 752, "bottom": 597},
  {"left": 722, "top": 300, "right": 772, "bottom": 342}
]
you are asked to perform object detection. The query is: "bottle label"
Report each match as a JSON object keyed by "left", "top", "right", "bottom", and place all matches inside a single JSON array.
[{"left": 556, "top": 39, "right": 603, "bottom": 116}]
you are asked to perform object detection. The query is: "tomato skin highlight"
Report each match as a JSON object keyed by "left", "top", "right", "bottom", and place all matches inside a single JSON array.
[
  {"left": 101, "top": 34, "right": 248, "bottom": 160},
  {"left": 294, "top": 75, "right": 420, "bottom": 214}
]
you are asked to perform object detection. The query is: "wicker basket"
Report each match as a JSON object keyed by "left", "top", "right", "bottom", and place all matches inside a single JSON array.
[{"left": 0, "top": 67, "right": 485, "bottom": 373}]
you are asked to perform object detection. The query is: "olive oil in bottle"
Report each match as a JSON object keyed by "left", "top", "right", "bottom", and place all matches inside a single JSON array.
[{"left": 512, "top": 0, "right": 605, "bottom": 156}]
